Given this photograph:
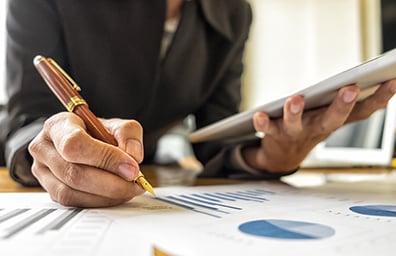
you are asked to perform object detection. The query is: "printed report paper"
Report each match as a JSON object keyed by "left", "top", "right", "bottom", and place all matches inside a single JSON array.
[{"left": 0, "top": 180, "right": 395, "bottom": 256}]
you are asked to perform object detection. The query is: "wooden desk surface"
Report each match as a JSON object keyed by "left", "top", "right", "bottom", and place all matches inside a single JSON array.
[
  {"left": 0, "top": 165, "right": 243, "bottom": 193},
  {"left": 1, "top": 165, "right": 395, "bottom": 192},
  {"left": 0, "top": 167, "right": 44, "bottom": 192}
]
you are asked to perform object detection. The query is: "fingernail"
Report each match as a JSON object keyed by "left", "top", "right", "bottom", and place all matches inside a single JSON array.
[
  {"left": 290, "top": 103, "right": 302, "bottom": 114},
  {"left": 343, "top": 90, "right": 358, "bottom": 103},
  {"left": 126, "top": 139, "right": 143, "bottom": 160},
  {"left": 257, "top": 118, "right": 267, "bottom": 128},
  {"left": 118, "top": 163, "right": 138, "bottom": 181}
]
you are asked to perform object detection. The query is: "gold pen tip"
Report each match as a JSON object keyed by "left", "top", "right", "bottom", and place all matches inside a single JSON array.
[
  {"left": 136, "top": 176, "right": 156, "bottom": 196},
  {"left": 145, "top": 185, "right": 156, "bottom": 197}
]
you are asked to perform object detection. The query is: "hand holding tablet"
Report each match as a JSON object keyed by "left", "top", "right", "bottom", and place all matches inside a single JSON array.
[{"left": 190, "top": 48, "right": 396, "bottom": 143}]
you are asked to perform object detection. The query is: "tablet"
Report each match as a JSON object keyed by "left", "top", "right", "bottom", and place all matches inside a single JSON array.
[{"left": 189, "top": 48, "right": 396, "bottom": 143}]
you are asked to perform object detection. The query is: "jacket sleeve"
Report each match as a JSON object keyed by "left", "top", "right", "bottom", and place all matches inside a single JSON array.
[
  {"left": 192, "top": 1, "right": 253, "bottom": 177},
  {"left": 193, "top": 2, "right": 296, "bottom": 179},
  {"left": 0, "top": 0, "right": 67, "bottom": 186}
]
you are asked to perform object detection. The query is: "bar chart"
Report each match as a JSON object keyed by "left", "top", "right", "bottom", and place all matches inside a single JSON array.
[
  {"left": 155, "top": 189, "right": 273, "bottom": 218},
  {"left": 0, "top": 206, "right": 112, "bottom": 256},
  {"left": 0, "top": 180, "right": 396, "bottom": 256},
  {"left": 0, "top": 208, "right": 87, "bottom": 240}
]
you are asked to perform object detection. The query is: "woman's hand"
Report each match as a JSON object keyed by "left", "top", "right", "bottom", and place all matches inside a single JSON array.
[
  {"left": 243, "top": 79, "right": 396, "bottom": 173},
  {"left": 28, "top": 112, "right": 145, "bottom": 207}
]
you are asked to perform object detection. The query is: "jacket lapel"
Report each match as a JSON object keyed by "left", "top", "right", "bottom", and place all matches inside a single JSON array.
[
  {"left": 199, "top": 0, "right": 234, "bottom": 41},
  {"left": 55, "top": 0, "right": 166, "bottom": 117}
]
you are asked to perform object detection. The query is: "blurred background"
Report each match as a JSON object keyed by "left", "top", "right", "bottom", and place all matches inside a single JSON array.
[
  {"left": 242, "top": 0, "right": 388, "bottom": 109},
  {"left": 0, "top": 0, "right": 6, "bottom": 105},
  {"left": 0, "top": 0, "right": 395, "bottom": 156},
  {"left": 0, "top": 0, "right": 394, "bottom": 107}
]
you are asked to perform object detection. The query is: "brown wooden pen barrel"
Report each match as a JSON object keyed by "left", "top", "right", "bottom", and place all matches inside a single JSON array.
[
  {"left": 34, "top": 56, "right": 117, "bottom": 146},
  {"left": 74, "top": 105, "right": 118, "bottom": 146}
]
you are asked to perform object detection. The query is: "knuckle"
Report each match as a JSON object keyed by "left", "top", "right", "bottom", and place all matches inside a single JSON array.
[
  {"left": 284, "top": 124, "right": 303, "bottom": 138},
  {"left": 28, "top": 133, "right": 46, "bottom": 157},
  {"left": 126, "top": 120, "right": 143, "bottom": 131},
  {"left": 63, "top": 163, "right": 83, "bottom": 187},
  {"left": 318, "top": 122, "right": 335, "bottom": 134},
  {"left": 43, "top": 113, "right": 67, "bottom": 131},
  {"left": 125, "top": 120, "right": 143, "bottom": 132},
  {"left": 313, "top": 116, "right": 338, "bottom": 134},
  {"left": 116, "top": 119, "right": 143, "bottom": 137},
  {"left": 54, "top": 183, "right": 75, "bottom": 206},
  {"left": 43, "top": 116, "right": 56, "bottom": 131},
  {"left": 97, "top": 146, "right": 115, "bottom": 169},
  {"left": 28, "top": 138, "right": 40, "bottom": 156},
  {"left": 28, "top": 139, "right": 52, "bottom": 167},
  {"left": 59, "top": 129, "right": 87, "bottom": 161},
  {"left": 30, "top": 162, "right": 40, "bottom": 178}
]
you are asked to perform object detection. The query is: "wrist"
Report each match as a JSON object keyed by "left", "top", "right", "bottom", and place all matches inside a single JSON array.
[
  {"left": 5, "top": 119, "right": 44, "bottom": 186},
  {"left": 241, "top": 145, "right": 300, "bottom": 174}
]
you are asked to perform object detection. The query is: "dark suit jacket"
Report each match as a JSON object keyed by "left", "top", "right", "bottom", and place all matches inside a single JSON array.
[{"left": 0, "top": 0, "right": 254, "bottom": 185}]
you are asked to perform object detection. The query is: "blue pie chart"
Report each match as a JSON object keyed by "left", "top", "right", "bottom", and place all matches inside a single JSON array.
[
  {"left": 349, "top": 205, "right": 396, "bottom": 217},
  {"left": 238, "top": 219, "right": 335, "bottom": 240}
]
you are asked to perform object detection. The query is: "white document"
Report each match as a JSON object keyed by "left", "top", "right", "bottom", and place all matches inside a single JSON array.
[{"left": 0, "top": 180, "right": 396, "bottom": 256}]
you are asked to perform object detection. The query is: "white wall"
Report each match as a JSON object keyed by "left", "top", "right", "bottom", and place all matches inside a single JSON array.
[
  {"left": 243, "top": 0, "right": 369, "bottom": 109},
  {"left": 0, "top": 0, "right": 7, "bottom": 105}
]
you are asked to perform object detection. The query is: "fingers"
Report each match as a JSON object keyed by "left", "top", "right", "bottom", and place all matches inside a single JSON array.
[
  {"left": 282, "top": 96, "right": 304, "bottom": 136},
  {"left": 41, "top": 113, "right": 140, "bottom": 181},
  {"left": 253, "top": 111, "right": 270, "bottom": 133},
  {"left": 102, "top": 118, "right": 144, "bottom": 163},
  {"left": 28, "top": 112, "right": 147, "bottom": 207},
  {"left": 253, "top": 95, "right": 304, "bottom": 138},
  {"left": 347, "top": 79, "right": 396, "bottom": 122},
  {"left": 317, "top": 85, "right": 359, "bottom": 132},
  {"left": 30, "top": 140, "right": 144, "bottom": 207},
  {"left": 249, "top": 82, "right": 395, "bottom": 174},
  {"left": 253, "top": 85, "right": 360, "bottom": 138},
  {"left": 32, "top": 163, "right": 134, "bottom": 207}
]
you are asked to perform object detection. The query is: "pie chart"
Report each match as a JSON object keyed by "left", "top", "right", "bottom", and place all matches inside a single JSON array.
[
  {"left": 349, "top": 205, "right": 396, "bottom": 217},
  {"left": 238, "top": 219, "right": 335, "bottom": 240}
]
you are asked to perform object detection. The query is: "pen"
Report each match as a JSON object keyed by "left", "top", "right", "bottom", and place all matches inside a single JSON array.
[{"left": 33, "top": 55, "right": 155, "bottom": 196}]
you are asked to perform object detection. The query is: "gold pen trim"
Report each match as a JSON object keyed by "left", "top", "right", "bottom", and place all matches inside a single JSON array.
[
  {"left": 66, "top": 96, "right": 87, "bottom": 112},
  {"left": 134, "top": 174, "right": 155, "bottom": 196},
  {"left": 34, "top": 55, "right": 156, "bottom": 196},
  {"left": 48, "top": 58, "right": 82, "bottom": 91}
]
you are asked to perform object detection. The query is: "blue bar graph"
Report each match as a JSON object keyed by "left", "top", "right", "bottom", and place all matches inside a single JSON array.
[
  {"left": 180, "top": 195, "right": 242, "bottom": 210},
  {"left": 155, "top": 189, "right": 270, "bottom": 218}
]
